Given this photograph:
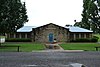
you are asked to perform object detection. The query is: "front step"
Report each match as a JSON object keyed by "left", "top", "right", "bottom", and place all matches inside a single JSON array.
[
  {"left": 45, "top": 44, "right": 60, "bottom": 49},
  {"left": 44, "top": 43, "right": 64, "bottom": 51}
]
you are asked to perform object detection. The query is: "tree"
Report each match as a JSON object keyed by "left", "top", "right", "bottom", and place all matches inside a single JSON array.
[
  {"left": 96, "top": 0, "right": 100, "bottom": 33},
  {"left": 74, "top": 0, "right": 100, "bottom": 33},
  {"left": 74, "top": 0, "right": 91, "bottom": 29},
  {"left": 87, "top": 0, "right": 99, "bottom": 33},
  {"left": 0, "top": 0, "right": 28, "bottom": 35},
  {"left": 74, "top": 20, "right": 83, "bottom": 27},
  {"left": 81, "top": 0, "right": 91, "bottom": 30}
]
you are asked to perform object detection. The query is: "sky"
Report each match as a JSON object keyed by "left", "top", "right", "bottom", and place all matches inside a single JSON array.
[{"left": 22, "top": 0, "right": 83, "bottom": 27}]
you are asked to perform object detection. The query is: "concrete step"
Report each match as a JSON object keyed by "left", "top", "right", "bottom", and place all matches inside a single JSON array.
[{"left": 45, "top": 43, "right": 64, "bottom": 50}]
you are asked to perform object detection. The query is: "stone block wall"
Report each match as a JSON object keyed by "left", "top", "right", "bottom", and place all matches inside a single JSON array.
[{"left": 32, "top": 23, "right": 69, "bottom": 42}]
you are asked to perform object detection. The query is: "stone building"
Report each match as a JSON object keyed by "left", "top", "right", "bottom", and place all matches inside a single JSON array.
[{"left": 7, "top": 23, "right": 93, "bottom": 42}]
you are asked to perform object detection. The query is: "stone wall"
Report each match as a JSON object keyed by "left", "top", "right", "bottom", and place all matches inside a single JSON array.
[{"left": 32, "top": 23, "right": 69, "bottom": 42}]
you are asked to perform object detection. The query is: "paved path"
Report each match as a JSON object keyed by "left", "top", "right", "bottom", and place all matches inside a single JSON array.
[
  {"left": 42, "top": 43, "right": 84, "bottom": 52},
  {"left": 45, "top": 43, "right": 64, "bottom": 50},
  {"left": 0, "top": 51, "right": 100, "bottom": 67},
  {"left": 38, "top": 50, "right": 84, "bottom": 52}
]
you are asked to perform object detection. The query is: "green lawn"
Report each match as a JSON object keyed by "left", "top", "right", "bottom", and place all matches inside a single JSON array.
[
  {"left": 1, "top": 42, "right": 100, "bottom": 51},
  {"left": 0, "top": 42, "right": 45, "bottom": 52},
  {"left": 60, "top": 43, "right": 100, "bottom": 51},
  {"left": 60, "top": 34, "right": 100, "bottom": 51}
]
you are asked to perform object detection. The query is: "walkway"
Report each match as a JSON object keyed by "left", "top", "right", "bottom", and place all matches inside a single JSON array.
[
  {"left": 43, "top": 43, "right": 83, "bottom": 52},
  {"left": 45, "top": 43, "right": 64, "bottom": 50}
]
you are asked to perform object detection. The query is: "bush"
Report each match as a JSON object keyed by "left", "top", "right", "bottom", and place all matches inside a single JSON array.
[
  {"left": 92, "top": 36, "right": 99, "bottom": 40},
  {"left": 70, "top": 36, "right": 99, "bottom": 42},
  {"left": 6, "top": 38, "right": 32, "bottom": 42},
  {"left": 90, "top": 36, "right": 99, "bottom": 42},
  {"left": 70, "top": 38, "right": 90, "bottom": 42}
]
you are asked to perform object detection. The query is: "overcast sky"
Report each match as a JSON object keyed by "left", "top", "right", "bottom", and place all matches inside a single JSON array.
[{"left": 22, "top": 0, "right": 83, "bottom": 26}]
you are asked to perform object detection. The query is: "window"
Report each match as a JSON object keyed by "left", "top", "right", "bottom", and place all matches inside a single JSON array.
[
  {"left": 16, "top": 33, "right": 19, "bottom": 38},
  {"left": 10, "top": 33, "right": 14, "bottom": 38},
  {"left": 21, "top": 33, "right": 25, "bottom": 38},
  {"left": 76, "top": 33, "right": 79, "bottom": 39},
  {"left": 27, "top": 33, "right": 31, "bottom": 38},
  {"left": 86, "top": 33, "right": 90, "bottom": 38},
  {"left": 70, "top": 33, "right": 74, "bottom": 40},
  {"left": 81, "top": 33, "right": 84, "bottom": 38}
]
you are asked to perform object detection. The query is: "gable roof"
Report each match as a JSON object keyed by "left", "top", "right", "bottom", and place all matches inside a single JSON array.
[
  {"left": 16, "top": 23, "right": 93, "bottom": 33},
  {"left": 17, "top": 23, "right": 69, "bottom": 32},
  {"left": 17, "top": 26, "right": 36, "bottom": 32},
  {"left": 35, "top": 23, "right": 68, "bottom": 30},
  {"left": 65, "top": 26, "right": 93, "bottom": 33}
]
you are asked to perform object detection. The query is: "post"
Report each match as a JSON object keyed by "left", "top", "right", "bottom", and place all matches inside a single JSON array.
[
  {"left": 25, "top": 33, "right": 27, "bottom": 38},
  {"left": 17, "top": 46, "right": 20, "bottom": 52},
  {"left": 14, "top": 33, "right": 16, "bottom": 38},
  {"left": 74, "top": 34, "right": 76, "bottom": 40},
  {"left": 19, "top": 33, "right": 21, "bottom": 38},
  {"left": 79, "top": 34, "right": 81, "bottom": 38},
  {"left": 84, "top": 34, "right": 86, "bottom": 38},
  {"left": 95, "top": 47, "right": 98, "bottom": 51}
]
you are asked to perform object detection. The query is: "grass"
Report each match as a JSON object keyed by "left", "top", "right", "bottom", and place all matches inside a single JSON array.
[
  {"left": 0, "top": 42, "right": 45, "bottom": 52},
  {"left": 60, "top": 34, "right": 100, "bottom": 51},
  {"left": 0, "top": 42, "right": 100, "bottom": 52},
  {"left": 60, "top": 43, "right": 100, "bottom": 51},
  {"left": 0, "top": 34, "right": 100, "bottom": 52}
]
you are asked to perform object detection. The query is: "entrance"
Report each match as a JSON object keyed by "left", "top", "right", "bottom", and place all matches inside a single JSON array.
[{"left": 49, "top": 33, "right": 53, "bottom": 43}]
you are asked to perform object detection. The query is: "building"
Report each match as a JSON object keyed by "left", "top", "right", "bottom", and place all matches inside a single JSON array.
[{"left": 7, "top": 23, "right": 93, "bottom": 42}]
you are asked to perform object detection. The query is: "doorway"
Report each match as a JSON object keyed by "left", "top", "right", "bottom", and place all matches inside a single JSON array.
[{"left": 49, "top": 33, "right": 53, "bottom": 43}]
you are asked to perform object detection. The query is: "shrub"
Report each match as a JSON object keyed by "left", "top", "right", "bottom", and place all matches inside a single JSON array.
[
  {"left": 6, "top": 38, "right": 32, "bottom": 42},
  {"left": 70, "top": 38, "right": 90, "bottom": 42},
  {"left": 92, "top": 36, "right": 99, "bottom": 40},
  {"left": 70, "top": 36, "right": 99, "bottom": 42},
  {"left": 90, "top": 36, "right": 99, "bottom": 42}
]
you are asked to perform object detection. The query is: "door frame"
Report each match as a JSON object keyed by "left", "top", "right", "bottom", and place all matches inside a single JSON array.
[{"left": 48, "top": 33, "right": 54, "bottom": 43}]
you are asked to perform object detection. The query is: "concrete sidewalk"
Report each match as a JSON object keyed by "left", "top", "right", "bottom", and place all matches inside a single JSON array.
[
  {"left": 42, "top": 43, "right": 84, "bottom": 52},
  {"left": 45, "top": 43, "right": 64, "bottom": 50},
  {"left": 39, "top": 50, "right": 84, "bottom": 52}
]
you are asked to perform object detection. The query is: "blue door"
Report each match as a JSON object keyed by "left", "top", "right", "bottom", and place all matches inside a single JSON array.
[{"left": 49, "top": 33, "right": 53, "bottom": 43}]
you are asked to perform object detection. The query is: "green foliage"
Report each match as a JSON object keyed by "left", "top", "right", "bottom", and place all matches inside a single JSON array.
[
  {"left": 70, "top": 38, "right": 90, "bottom": 42},
  {"left": 91, "top": 36, "right": 99, "bottom": 42},
  {"left": 93, "top": 34, "right": 100, "bottom": 42},
  {"left": 6, "top": 38, "right": 32, "bottom": 42},
  {"left": 0, "top": 0, "right": 28, "bottom": 34},
  {"left": 74, "top": 0, "right": 100, "bottom": 34},
  {"left": 70, "top": 36, "right": 99, "bottom": 42}
]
